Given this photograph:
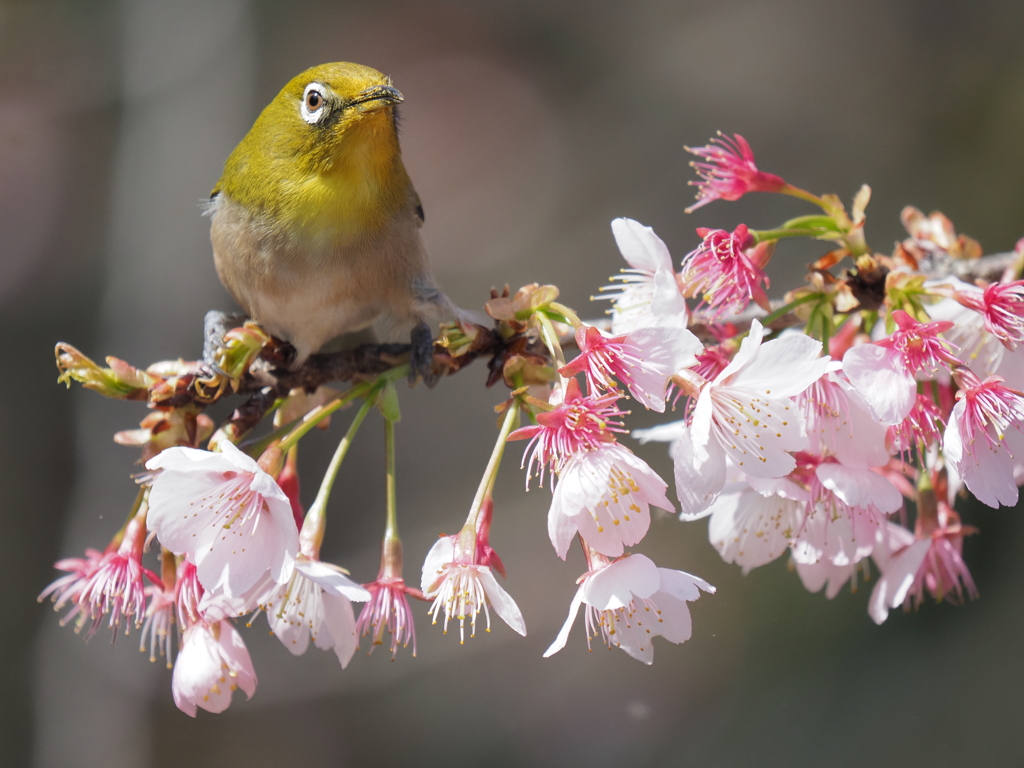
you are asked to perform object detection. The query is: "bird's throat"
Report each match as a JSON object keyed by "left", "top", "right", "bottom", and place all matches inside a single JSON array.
[{"left": 288, "top": 117, "right": 409, "bottom": 241}]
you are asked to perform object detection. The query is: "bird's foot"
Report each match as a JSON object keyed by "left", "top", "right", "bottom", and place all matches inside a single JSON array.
[
  {"left": 201, "top": 310, "right": 247, "bottom": 376},
  {"left": 409, "top": 321, "right": 440, "bottom": 388},
  {"left": 196, "top": 310, "right": 273, "bottom": 401}
]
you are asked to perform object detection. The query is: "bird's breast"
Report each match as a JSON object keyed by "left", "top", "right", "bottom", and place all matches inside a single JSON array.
[{"left": 209, "top": 191, "right": 428, "bottom": 361}]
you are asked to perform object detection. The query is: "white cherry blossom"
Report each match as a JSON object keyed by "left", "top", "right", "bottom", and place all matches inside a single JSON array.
[
  {"left": 172, "top": 618, "right": 257, "bottom": 717},
  {"left": 706, "top": 476, "right": 807, "bottom": 574},
  {"left": 943, "top": 369, "right": 1024, "bottom": 508},
  {"left": 248, "top": 557, "right": 370, "bottom": 668},
  {"left": 644, "top": 320, "right": 829, "bottom": 518},
  {"left": 544, "top": 554, "right": 714, "bottom": 664},
  {"left": 146, "top": 441, "right": 298, "bottom": 598},
  {"left": 596, "top": 218, "right": 688, "bottom": 333},
  {"left": 421, "top": 533, "right": 526, "bottom": 643},
  {"left": 548, "top": 443, "right": 673, "bottom": 559}
]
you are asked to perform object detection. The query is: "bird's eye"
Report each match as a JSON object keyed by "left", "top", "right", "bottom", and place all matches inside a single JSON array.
[{"left": 301, "top": 83, "right": 329, "bottom": 124}]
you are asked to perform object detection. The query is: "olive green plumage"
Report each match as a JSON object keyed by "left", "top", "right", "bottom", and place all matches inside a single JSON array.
[{"left": 208, "top": 62, "right": 449, "bottom": 364}]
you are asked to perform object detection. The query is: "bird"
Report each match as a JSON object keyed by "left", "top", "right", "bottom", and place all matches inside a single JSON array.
[{"left": 204, "top": 62, "right": 456, "bottom": 379}]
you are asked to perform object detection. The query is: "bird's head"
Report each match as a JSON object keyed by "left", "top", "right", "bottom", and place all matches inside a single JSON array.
[{"left": 214, "top": 63, "right": 409, "bottom": 232}]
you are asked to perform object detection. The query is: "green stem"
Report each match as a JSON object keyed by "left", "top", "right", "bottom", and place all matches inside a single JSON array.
[
  {"left": 779, "top": 184, "right": 830, "bottom": 211},
  {"left": 547, "top": 302, "right": 583, "bottom": 328},
  {"left": 384, "top": 416, "right": 398, "bottom": 539},
  {"left": 299, "top": 393, "right": 378, "bottom": 557},
  {"left": 110, "top": 486, "right": 148, "bottom": 548},
  {"left": 758, "top": 293, "right": 819, "bottom": 326},
  {"left": 465, "top": 403, "right": 520, "bottom": 530},
  {"left": 751, "top": 227, "right": 827, "bottom": 243},
  {"left": 278, "top": 365, "right": 407, "bottom": 453},
  {"left": 536, "top": 312, "right": 567, "bottom": 369}
]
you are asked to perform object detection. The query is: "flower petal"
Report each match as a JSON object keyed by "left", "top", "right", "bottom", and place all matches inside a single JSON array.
[
  {"left": 294, "top": 559, "right": 370, "bottom": 601},
  {"left": 868, "top": 538, "right": 931, "bottom": 624},
  {"left": 815, "top": 463, "right": 903, "bottom": 514},
  {"left": 655, "top": 567, "right": 715, "bottom": 601},
  {"left": 649, "top": 592, "right": 693, "bottom": 644},
  {"left": 582, "top": 554, "right": 660, "bottom": 609},
  {"left": 671, "top": 426, "right": 727, "bottom": 519},
  {"left": 729, "top": 333, "right": 830, "bottom": 397},
  {"left": 476, "top": 567, "right": 527, "bottom": 636},
  {"left": 319, "top": 592, "right": 358, "bottom": 668},
  {"left": 843, "top": 344, "right": 916, "bottom": 424},
  {"left": 611, "top": 218, "right": 673, "bottom": 273},
  {"left": 543, "top": 584, "right": 585, "bottom": 658}
]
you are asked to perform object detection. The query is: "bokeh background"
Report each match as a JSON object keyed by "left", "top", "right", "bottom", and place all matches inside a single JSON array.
[{"left": 4, "top": 1, "right": 1024, "bottom": 766}]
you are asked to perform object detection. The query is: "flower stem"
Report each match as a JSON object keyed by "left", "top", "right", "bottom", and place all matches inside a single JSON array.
[
  {"left": 278, "top": 365, "right": 407, "bottom": 453},
  {"left": 750, "top": 227, "right": 828, "bottom": 243},
  {"left": 779, "top": 184, "right": 830, "bottom": 210},
  {"left": 536, "top": 311, "right": 567, "bottom": 369},
  {"left": 109, "top": 486, "right": 148, "bottom": 550},
  {"left": 374, "top": 414, "right": 408, "bottom": 580},
  {"left": 299, "top": 392, "right": 379, "bottom": 558},
  {"left": 915, "top": 467, "right": 939, "bottom": 535},
  {"left": 758, "top": 293, "right": 819, "bottom": 326},
  {"left": 465, "top": 402, "right": 520, "bottom": 530},
  {"left": 548, "top": 302, "right": 583, "bottom": 328},
  {"left": 384, "top": 416, "right": 398, "bottom": 539}
]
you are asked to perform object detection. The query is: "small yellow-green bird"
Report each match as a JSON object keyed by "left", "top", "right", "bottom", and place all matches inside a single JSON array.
[{"left": 206, "top": 62, "right": 456, "bottom": 375}]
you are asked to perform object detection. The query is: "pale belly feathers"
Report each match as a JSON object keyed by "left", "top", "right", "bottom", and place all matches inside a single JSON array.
[{"left": 209, "top": 192, "right": 439, "bottom": 363}]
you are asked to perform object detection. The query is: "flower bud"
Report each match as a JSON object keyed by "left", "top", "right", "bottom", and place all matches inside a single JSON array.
[{"left": 55, "top": 343, "right": 154, "bottom": 399}]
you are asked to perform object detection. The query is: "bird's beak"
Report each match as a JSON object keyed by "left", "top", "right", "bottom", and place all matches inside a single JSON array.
[{"left": 350, "top": 85, "right": 404, "bottom": 110}]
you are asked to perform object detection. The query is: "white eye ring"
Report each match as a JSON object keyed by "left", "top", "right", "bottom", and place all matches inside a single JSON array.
[{"left": 301, "top": 82, "right": 328, "bottom": 124}]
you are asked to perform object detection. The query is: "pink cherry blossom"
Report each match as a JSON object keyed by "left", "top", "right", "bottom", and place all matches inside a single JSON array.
[
  {"left": 146, "top": 440, "right": 299, "bottom": 598},
  {"left": 172, "top": 618, "right": 257, "bottom": 717},
  {"left": 844, "top": 311, "right": 960, "bottom": 425},
  {"left": 547, "top": 442, "right": 674, "bottom": 559},
  {"left": 684, "top": 133, "right": 786, "bottom": 212},
  {"left": 356, "top": 578, "right": 422, "bottom": 659},
  {"left": 954, "top": 280, "right": 1024, "bottom": 350},
  {"left": 654, "top": 320, "right": 830, "bottom": 518},
  {"left": 789, "top": 456, "right": 903, "bottom": 568},
  {"left": 38, "top": 548, "right": 104, "bottom": 632},
  {"left": 140, "top": 583, "right": 176, "bottom": 667},
  {"left": 868, "top": 514, "right": 977, "bottom": 624},
  {"left": 175, "top": 560, "right": 203, "bottom": 628},
  {"left": 509, "top": 378, "right": 627, "bottom": 488},
  {"left": 559, "top": 325, "right": 702, "bottom": 412},
  {"left": 543, "top": 554, "right": 714, "bottom": 664},
  {"left": 706, "top": 476, "right": 806, "bottom": 573},
  {"left": 907, "top": 528, "right": 978, "bottom": 608},
  {"left": 692, "top": 343, "right": 734, "bottom": 382},
  {"left": 596, "top": 218, "right": 688, "bottom": 334},
  {"left": 887, "top": 393, "right": 945, "bottom": 454},
  {"left": 877, "top": 310, "right": 960, "bottom": 373},
  {"left": 943, "top": 368, "right": 1024, "bottom": 508},
  {"left": 927, "top": 278, "right": 1007, "bottom": 377},
  {"left": 421, "top": 531, "right": 526, "bottom": 643},
  {"left": 679, "top": 225, "right": 771, "bottom": 319},
  {"left": 798, "top": 367, "right": 889, "bottom": 469},
  {"left": 76, "top": 512, "right": 160, "bottom": 637}
]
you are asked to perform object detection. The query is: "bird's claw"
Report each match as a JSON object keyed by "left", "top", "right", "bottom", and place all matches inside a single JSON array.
[
  {"left": 409, "top": 321, "right": 440, "bottom": 388},
  {"left": 196, "top": 310, "right": 247, "bottom": 400},
  {"left": 202, "top": 310, "right": 246, "bottom": 370}
]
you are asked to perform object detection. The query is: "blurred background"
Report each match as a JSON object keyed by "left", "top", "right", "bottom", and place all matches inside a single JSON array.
[{"left": 4, "top": 0, "right": 1024, "bottom": 766}]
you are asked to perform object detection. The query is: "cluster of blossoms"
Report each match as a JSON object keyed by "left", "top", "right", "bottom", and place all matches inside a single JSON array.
[
  {"left": 599, "top": 133, "right": 1024, "bottom": 623},
  {"left": 42, "top": 132, "right": 1023, "bottom": 716}
]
